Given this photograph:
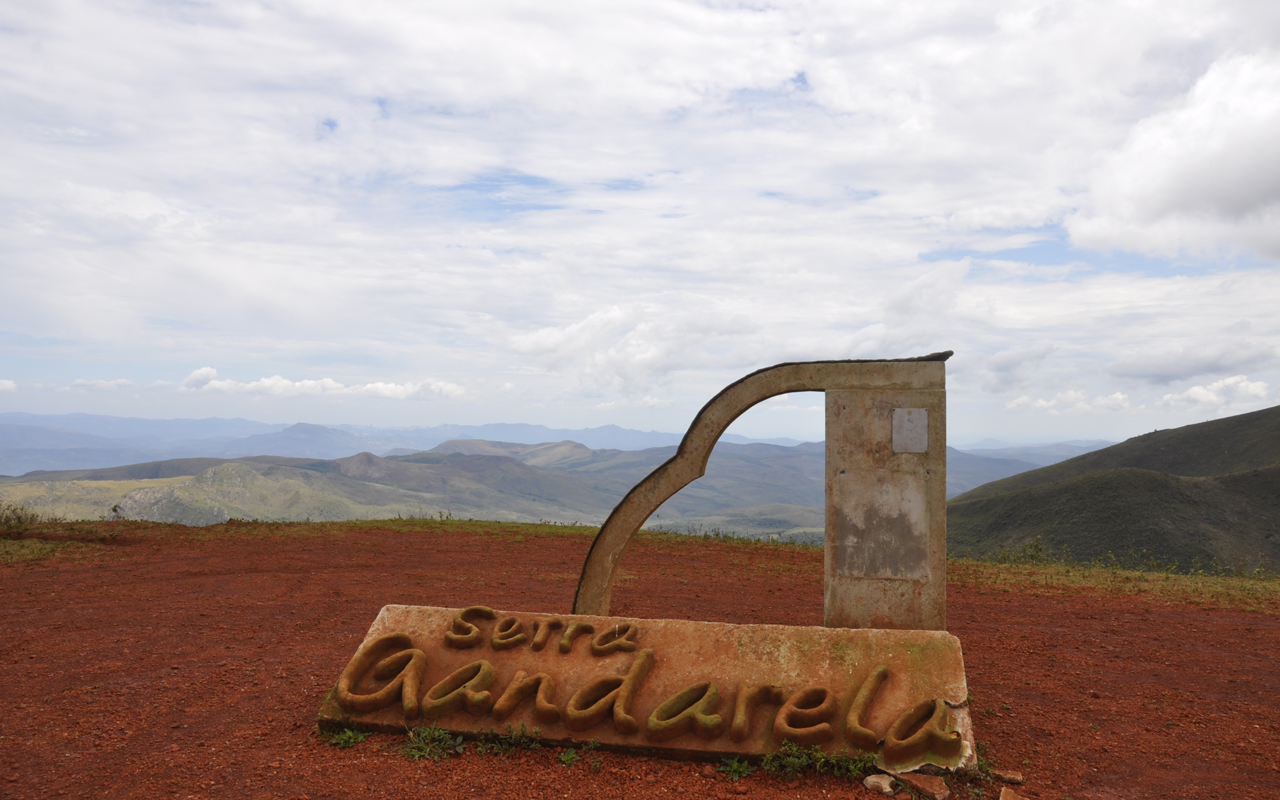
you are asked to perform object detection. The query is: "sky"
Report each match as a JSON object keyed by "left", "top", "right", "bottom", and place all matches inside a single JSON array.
[{"left": 2, "top": 0, "right": 1279, "bottom": 446}]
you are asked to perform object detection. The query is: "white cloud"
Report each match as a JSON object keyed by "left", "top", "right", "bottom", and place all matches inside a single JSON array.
[
  {"left": 0, "top": 380, "right": 16, "bottom": 393},
  {"left": 593, "top": 395, "right": 672, "bottom": 410},
  {"left": 1006, "top": 390, "right": 1131, "bottom": 414},
  {"left": 766, "top": 404, "right": 824, "bottom": 413},
  {"left": 180, "top": 367, "right": 219, "bottom": 390},
  {"left": 178, "top": 368, "right": 463, "bottom": 399},
  {"left": 1005, "top": 395, "right": 1057, "bottom": 412},
  {"left": 979, "top": 344, "right": 1055, "bottom": 392},
  {"left": 1107, "top": 341, "right": 1277, "bottom": 384},
  {"left": 510, "top": 304, "right": 759, "bottom": 394},
  {"left": 1159, "top": 375, "right": 1268, "bottom": 411},
  {"left": 1071, "top": 50, "right": 1280, "bottom": 258},
  {"left": 0, "top": 1, "right": 1277, "bottom": 440},
  {"left": 71, "top": 378, "right": 135, "bottom": 390}
]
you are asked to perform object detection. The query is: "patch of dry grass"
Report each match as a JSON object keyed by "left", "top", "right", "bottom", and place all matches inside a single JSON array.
[
  {"left": 5, "top": 516, "right": 1277, "bottom": 616},
  {"left": 0, "top": 537, "right": 101, "bottom": 564},
  {"left": 948, "top": 557, "right": 1280, "bottom": 614}
]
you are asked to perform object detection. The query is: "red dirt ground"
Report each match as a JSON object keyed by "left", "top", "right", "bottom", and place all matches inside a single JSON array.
[{"left": 2, "top": 521, "right": 1278, "bottom": 800}]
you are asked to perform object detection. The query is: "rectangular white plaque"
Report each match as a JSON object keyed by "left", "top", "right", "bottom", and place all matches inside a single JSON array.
[{"left": 892, "top": 408, "right": 928, "bottom": 453}]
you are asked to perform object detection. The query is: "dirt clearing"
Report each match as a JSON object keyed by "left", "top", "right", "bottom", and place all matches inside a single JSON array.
[{"left": 1, "top": 520, "right": 1277, "bottom": 799}]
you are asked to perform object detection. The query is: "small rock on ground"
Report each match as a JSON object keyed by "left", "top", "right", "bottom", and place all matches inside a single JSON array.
[
  {"left": 998, "top": 789, "right": 1026, "bottom": 800},
  {"left": 898, "top": 772, "right": 950, "bottom": 800},
  {"left": 863, "top": 774, "right": 896, "bottom": 795},
  {"left": 992, "top": 769, "right": 1024, "bottom": 784}
]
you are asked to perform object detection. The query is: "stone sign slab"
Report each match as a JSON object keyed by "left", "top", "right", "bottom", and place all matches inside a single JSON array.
[{"left": 317, "top": 604, "right": 974, "bottom": 771}]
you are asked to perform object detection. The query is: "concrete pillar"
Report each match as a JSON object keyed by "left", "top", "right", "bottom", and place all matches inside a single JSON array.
[{"left": 824, "top": 361, "right": 946, "bottom": 631}]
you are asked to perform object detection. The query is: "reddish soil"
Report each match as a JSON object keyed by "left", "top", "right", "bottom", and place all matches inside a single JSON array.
[{"left": 2, "top": 521, "right": 1278, "bottom": 800}]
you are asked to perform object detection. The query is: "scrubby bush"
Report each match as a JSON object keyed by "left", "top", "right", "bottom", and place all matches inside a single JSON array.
[{"left": 1, "top": 502, "right": 48, "bottom": 539}]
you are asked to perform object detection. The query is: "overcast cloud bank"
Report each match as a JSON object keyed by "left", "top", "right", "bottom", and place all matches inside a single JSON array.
[{"left": 1, "top": 1, "right": 1278, "bottom": 443}]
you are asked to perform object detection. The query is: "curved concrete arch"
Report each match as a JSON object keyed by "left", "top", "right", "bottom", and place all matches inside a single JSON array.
[{"left": 572, "top": 352, "right": 952, "bottom": 616}]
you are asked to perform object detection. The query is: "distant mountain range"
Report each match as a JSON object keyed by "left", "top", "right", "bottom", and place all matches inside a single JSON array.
[
  {"left": 9, "top": 403, "right": 1273, "bottom": 570},
  {"left": 0, "top": 413, "right": 803, "bottom": 476},
  {"left": 0, "top": 423, "right": 1090, "bottom": 536},
  {"left": 948, "top": 404, "right": 1280, "bottom": 570},
  {"left": 951, "top": 440, "right": 1115, "bottom": 467},
  {"left": 1, "top": 440, "right": 824, "bottom": 531}
]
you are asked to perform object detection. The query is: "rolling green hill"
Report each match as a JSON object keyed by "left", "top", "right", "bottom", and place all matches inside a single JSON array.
[
  {"left": 948, "top": 404, "right": 1280, "bottom": 569},
  {"left": 1, "top": 434, "right": 1058, "bottom": 536},
  {"left": 956, "top": 403, "right": 1280, "bottom": 501},
  {"left": 0, "top": 452, "right": 623, "bottom": 526}
]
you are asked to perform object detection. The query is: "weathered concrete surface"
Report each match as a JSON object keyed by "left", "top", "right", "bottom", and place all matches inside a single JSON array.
[
  {"left": 573, "top": 353, "right": 952, "bottom": 618},
  {"left": 318, "top": 604, "right": 973, "bottom": 770},
  {"left": 825, "top": 363, "right": 947, "bottom": 631}
]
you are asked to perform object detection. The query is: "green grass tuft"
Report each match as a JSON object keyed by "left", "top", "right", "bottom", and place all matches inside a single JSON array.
[
  {"left": 718, "top": 756, "right": 755, "bottom": 780},
  {"left": 760, "top": 740, "right": 877, "bottom": 779},
  {"left": 327, "top": 727, "right": 369, "bottom": 749},
  {"left": 948, "top": 557, "right": 1280, "bottom": 614},
  {"left": 473, "top": 723, "right": 543, "bottom": 756},
  {"left": 401, "top": 725, "right": 466, "bottom": 761}
]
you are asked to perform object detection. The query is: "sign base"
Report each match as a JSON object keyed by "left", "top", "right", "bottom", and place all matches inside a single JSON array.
[{"left": 317, "top": 605, "right": 974, "bottom": 772}]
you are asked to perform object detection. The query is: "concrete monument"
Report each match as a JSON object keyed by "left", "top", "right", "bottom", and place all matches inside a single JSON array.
[{"left": 318, "top": 353, "right": 972, "bottom": 773}]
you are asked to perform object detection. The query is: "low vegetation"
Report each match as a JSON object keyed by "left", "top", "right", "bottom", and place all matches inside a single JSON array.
[
  {"left": 327, "top": 727, "right": 369, "bottom": 749},
  {"left": 4, "top": 513, "right": 1277, "bottom": 613},
  {"left": 949, "top": 553, "right": 1280, "bottom": 614},
  {"left": 402, "top": 725, "right": 467, "bottom": 761},
  {"left": 473, "top": 724, "right": 544, "bottom": 756},
  {"left": 948, "top": 465, "right": 1280, "bottom": 572},
  {"left": 949, "top": 404, "right": 1280, "bottom": 572},
  {"left": 717, "top": 756, "right": 755, "bottom": 780},
  {"left": 760, "top": 740, "right": 877, "bottom": 779},
  {"left": 0, "top": 501, "right": 62, "bottom": 539}
]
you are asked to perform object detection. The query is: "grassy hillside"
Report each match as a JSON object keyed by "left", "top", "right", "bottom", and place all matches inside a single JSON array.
[
  {"left": 649, "top": 502, "right": 825, "bottom": 544},
  {"left": 1, "top": 434, "right": 1053, "bottom": 531},
  {"left": 0, "top": 452, "right": 624, "bottom": 526},
  {"left": 957, "top": 403, "right": 1280, "bottom": 501},
  {"left": 949, "top": 466, "right": 1280, "bottom": 570},
  {"left": 428, "top": 439, "right": 1035, "bottom": 500},
  {"left": 0, "top": 477, "right": 193, "bottom": 520}
]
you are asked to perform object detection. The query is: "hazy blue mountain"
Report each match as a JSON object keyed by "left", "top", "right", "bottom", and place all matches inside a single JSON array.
[
  {"left": 0, "top": 413, "right": 803, "bottom": 476},
  {"left": 955, "top": 441, "right": 1114, "bottom": 467},
  {"left": 0, "top": 424, "right": 173, "bottom": 475},
  {"left": 0, "top": 445, "right": 175, "bottom": 476},
  {"left": 215, "top": 423, "right": 377, "bottom": 460},
  {"left": 0, "top": 412, "right": 286, "bottom": 443},
  {"left": 337, "top": 422, "right": 798, "bottom": 451},
  {"left": 946, "top": 449, "right": 1043, "bottom": 495},
  {"left": 0, "top": 424, "right": 130, "bottom": 450}
]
